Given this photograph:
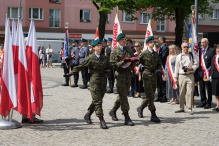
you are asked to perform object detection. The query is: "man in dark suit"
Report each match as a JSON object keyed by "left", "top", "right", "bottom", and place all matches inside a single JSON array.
[
  {"left": 154, "top": 36, "right": 169, "bottom": 102},
  {"left": 196, "top": 38, "right": 215, "bottom": 109},
  {"left": 69, "top": 40, "right": 80, "bottom": 87},
  {"left": 79, "top": 38, "right": 89, "bottom": 89},
  {"left": 106, "top": 38, "right": 115, "bottom": 93},
  {"left": 126, "top": 39, "right": 136, "bottom": 97}
]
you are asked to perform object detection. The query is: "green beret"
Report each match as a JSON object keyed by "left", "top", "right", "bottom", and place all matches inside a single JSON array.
[
  {"left": 146, "top": 36, "right": 154, "bottom": 43},
  {"left": 117, "top": 33, "right": 126, "bottom": 41},
  {"left": 91, "top": 39, "right": 102, "bottom": 47}
]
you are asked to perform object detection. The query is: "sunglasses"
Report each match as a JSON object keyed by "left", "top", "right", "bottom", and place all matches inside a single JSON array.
[
  {"left": 134, "top": 46, "right": 139, "bottom": 47},
  {"left": 183, "top": 46, "right": 189, "bottom": 48}
]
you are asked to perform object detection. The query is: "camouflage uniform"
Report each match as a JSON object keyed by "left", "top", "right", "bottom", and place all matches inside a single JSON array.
[
  {"left": 69, "top": 53, "right": 110, "bottom": 117},
  {"left": 139, "top": 49, "right": 162, "bottom": 110},
  {"left": 110, "top": 46, "right": 135, "bottom": 113}
]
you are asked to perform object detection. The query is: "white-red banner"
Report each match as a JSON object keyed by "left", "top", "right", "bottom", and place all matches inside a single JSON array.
[
  {"left": 167, "top": 56, "right": 177, "bottom": 89},
  {"left": 143, "top": 19, "right": 155, "bottom": 51},
  {"left": 112, "top": 14, "right": 122, "bottom": 49}
]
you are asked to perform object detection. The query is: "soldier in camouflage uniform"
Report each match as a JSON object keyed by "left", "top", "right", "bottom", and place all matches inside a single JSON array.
[
  {"left": 64, "top": 39, "right": 110, "bottom": 129},
  {"left": 136, "top": 36, "right": 162, "bottom": 123},
  {"left": 109, "top": 33, "right": 138, "bottom": 126}
]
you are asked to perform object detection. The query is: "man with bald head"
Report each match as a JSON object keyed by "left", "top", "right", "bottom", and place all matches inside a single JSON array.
[
  {"left": 174, "top": 42, "right": 199, "bottom": 115},
  {"left": 196, "top": 38, "right": 215, "bottom": 109}
]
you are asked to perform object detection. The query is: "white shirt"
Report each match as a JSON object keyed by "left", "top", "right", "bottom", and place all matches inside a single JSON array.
[
  {"left": 46, "top": 48, "right": 53, "bottom": 54},
  {"left": 95, "top": 54, "right": 101, "bottom": 58}
]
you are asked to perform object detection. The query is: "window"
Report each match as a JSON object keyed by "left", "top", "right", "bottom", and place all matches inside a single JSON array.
[
  {"left": 8, "top": 7, "right": 22, "bottom": 19},
  {"left": 106, "top": 14, "right": 110, "bottom": 23},
  {"left": 49, "top": 9, "right": 60, "bottom": 28},
  {"left": 29, "top": 8, "right": 43, "bottom": 20},
  {"left": 80, "top": 10, "right": 91, "bottom": 22},
  {"left": 122, "top": 12, "right": 134, "bottom": 23},
  {"left": 211, "top": 10, "right": 218, "bottom": 19},
  {"left": 157, "top": 15, "right": 166, "bottom": 32},
  {"left": 140, "top": 13, "right": 150, "bottom": 24},
  {"left": 198, "top": 13, "right": 204, "bottom": 19},
  {"left": 49, "top": 0, "right": 61, "bottom": 3}
]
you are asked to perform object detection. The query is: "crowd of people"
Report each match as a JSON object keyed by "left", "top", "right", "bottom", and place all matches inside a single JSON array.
[
  {"left": 61, "top": 33, "right": 219, "bottom": 129},
  {"left": 38, "top": 45, "right": 54, "bottom": 68}
]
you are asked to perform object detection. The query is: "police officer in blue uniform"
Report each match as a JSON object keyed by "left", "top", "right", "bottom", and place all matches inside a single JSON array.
[
  {"left": 69, "top": 40, "right": 80, "bottom": 87},
  {"left": 79, "top": 38, "right": 89, "bottom": 89}
]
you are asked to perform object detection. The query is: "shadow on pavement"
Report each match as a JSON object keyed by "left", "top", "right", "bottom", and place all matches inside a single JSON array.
[{"left": 21, "top": 118, "right": 96, "bottom": 131}]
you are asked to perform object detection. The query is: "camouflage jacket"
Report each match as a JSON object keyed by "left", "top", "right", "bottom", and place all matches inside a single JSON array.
[
  {"left": 139, "top": 49, "right": 162, "bottom": 76},
  {"left": 110, "top": 46, "right": 135, "bottom": 73},
  {"left": 69, "top": 53, "right": 111, "bottom": 79}
]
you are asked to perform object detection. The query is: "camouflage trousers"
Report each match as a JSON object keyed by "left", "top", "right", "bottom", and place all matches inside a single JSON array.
[
  {"left": 88, "top": 82, "right": 106, "bottom": 117},
  {"left": 141, "top": 74, "right": 157, "bottom": 110},
  {"left": 113, "top": 77, "right": 131, "bottom": 113}
]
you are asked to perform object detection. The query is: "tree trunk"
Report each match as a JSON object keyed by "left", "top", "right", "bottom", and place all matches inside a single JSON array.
[
  {"left": 98, "top": 11, "right": 107, "bottom": 41},
  {"left": 175, "top": 8, "right": 184, "bottom": 47}
]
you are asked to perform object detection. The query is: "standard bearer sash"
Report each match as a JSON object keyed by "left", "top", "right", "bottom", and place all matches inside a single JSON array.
[{"left": 167, "top": 56, "right": 177, "bottom": 89}]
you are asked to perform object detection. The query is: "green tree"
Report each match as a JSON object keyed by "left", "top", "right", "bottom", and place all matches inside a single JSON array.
[
  {"left": 139, "top": 0, "right": 219, "bottom": 46},
  {"left": 90, "top": 0, "right": 148, "bottom": 41}
]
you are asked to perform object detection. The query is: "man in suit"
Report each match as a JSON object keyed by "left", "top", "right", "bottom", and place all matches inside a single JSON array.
[
  {"left": 79, "top": 38, "right": 89, "bottom": 89},
  {"left": 154, "top": 36, "right": 169, "bottom": 102},
  {"left": 196, "top": 38, "right": 215, "bottom": 109},
  {"left": 69, "top": 40, "right": 80, "bottom": 87},
  {"left": 106, "top": 38, "right": 115, "bottom": 93},
  {"left": 126, "top": 39, "right": 136, "bottom": 97}
]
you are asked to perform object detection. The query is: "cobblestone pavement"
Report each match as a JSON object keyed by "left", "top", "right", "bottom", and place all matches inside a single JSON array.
[{"left": 0, "top": 65, "right": 219, "bottom": 146}]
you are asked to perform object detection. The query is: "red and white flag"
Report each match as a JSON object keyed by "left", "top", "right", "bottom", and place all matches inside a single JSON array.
[
  {"left": 17, "top": 19, "right": 33, "bottom": 121},
  {"left": 0, "top": 17, "right": 17, "bottom": 117},
  {"left": 12, "top": 19, "right": 19, "bottom": 89},
  {"left": 26, "top": 20, "right": 43, "bottom": 116},
  {"left": 112, "top": 14, "right": 122, "bottom": 50},
  {"left": 143, "top": 19, "right": 155, "bottom": 51},
  {"left": 94, "top": 27, "right": 99, "bottom": 40},
  {"left": 167, "top": 56, "right": 177, "bottom": 89}
]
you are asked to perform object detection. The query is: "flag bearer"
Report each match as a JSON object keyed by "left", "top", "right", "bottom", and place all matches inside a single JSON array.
[
  {"left": 109, "top": 33, "right": 138, "bottom": 126},
  {"left": 64, "top": 39, "right": 110, "bottom": 129}
]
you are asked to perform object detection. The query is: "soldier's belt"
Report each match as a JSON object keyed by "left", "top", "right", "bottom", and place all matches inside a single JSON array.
[{"left": 91, "top": 73, "right": 105, "bottom": 77}]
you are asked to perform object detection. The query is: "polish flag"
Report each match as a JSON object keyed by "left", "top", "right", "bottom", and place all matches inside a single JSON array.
[
  {"left": 0, "top": 17, "right": 17, "bottom": 117},
  {"left": 143, "top": 19, "right": 155, "bottom": 51},
  {"left": 112, "top": 14, "right": 122, "bottom": 49},
  {"left": 94, "top": 27, "right": 99, "bottom": 40},
  {"left": 12, "top": 19, "right": 18, "bottom": 90},
  {"left": 26, "top": 20, "right": 43, "bottom": 116},
  {"left": 17, "top": 19, "right": 33, "bottom": 121}
]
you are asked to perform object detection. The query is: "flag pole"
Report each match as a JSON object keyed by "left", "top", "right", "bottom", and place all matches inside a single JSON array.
[{"left": 66, "top": 22, "right": 71, "bottom": 86}]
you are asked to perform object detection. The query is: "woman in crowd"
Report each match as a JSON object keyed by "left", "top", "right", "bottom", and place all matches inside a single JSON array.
[
  {"left": 210, "top": 44, "right": 219, "bottom": 111},
  {"left": 39, "top": 47, "right": 45, "bottom": 68},
  {"left": 133, "top": 42, "right": 144, "bottom": 98},
  {"left": 164, "top": 45, "right": 179, "bottom": 104}
]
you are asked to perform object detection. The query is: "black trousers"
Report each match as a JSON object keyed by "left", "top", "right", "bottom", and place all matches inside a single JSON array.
[
  {"left": 63, "top": 63, "right": 69, "bottom": 83},
  {"left": 81, "top": 67, "right": 88, "bottom": 85},
  {"left": 70, "top": 66, "right": 79, "bottom": 84},
  {"left": 106, "top": 69, "right": 115, "bottom": 89},
  {"left": 199, "top": 80, "right": 212, "bottom": 104},
  {"left": 157, "top": 74, "right": 166, "bottom": 99}
]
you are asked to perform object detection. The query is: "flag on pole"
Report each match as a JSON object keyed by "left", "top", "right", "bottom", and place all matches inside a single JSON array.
[
  {"left": 188, "top": 21, "right": 193, "bottom": 52},
  {"left": 17, "top": 18, "right": 33, "bottom": 122},
  {"left": 26, "top": 20, "right": 43, "bottom": 116},
  {"left": 0, "top": 17, "right": 17, "bottom": 117},
  {"left": 143, "top": 19, "right": 155, "bottom": 51},
  {"left": 94, "top": 27, "right": 99, "bottom": 40},
  {"left": 112, "top": 14, "right": 122, "bottom": 49},
  {"left": 192, "top": 17, "right": 199, "bottom": 56},
  {"left": 62, "top": 27, "right": 69, "bottom": 65}
]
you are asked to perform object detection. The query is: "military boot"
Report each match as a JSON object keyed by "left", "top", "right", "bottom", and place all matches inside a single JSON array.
[
  {"left": 124, "top": 112, "right": 134, "bottom": 126},
  {"left": 109, "top": 107, "right": 119, "bottom": 121},
  {"left": 150, "top": 109, "right": 161, "bottom": 123},
  {"left": 80, "top": 82, "right": 87, "bottom": 89},
  {"left": 137, "top": 106, "right": 144, "bottom": 118},
  {"left": 99, "top": 116, "right": 108, "bottom": 129},
  {"left": 70, "top": 83, "right": 78, "bottom": 87},
  {"left": 62, "top": 82, "right": 69, "bottom": 86},
  {"left": 84, "top": 111, "right": 93, "bottom": 124},
  {"left": 106, "top": 82, "right": 113, "bottom": 93}
]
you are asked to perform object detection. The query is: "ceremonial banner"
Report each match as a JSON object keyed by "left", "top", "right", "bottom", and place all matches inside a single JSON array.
[
  {"left": 112, "top": 14, "right": 122, "bottom": 49},
  {"left": 0, "top": 17, "right": 17, "bottom": 117},
  {"left": 62, "top": 27, "right": 69, "bottom": 65},
  {"left": 94, "top": 27, "right": 99, "bottom": 40},
  {"left": 191, "top": 9, "right": 199, "bottom": 62},
  {"left": 26, "top": 20, "right": 43, "bottom": 116},
  {"left": 17, "top": 18, "right": 33, "bottom": 122},
  {"left": 143, "top": 19, "right": 155, "bottom": 51}
]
